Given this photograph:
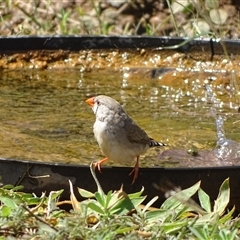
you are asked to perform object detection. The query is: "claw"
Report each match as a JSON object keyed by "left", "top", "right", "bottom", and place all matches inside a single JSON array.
[{"left": 94, "top": 157, "right": 108, "bottom": 172}]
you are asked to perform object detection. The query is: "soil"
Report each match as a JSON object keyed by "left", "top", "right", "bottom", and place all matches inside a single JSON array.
[{"left": 1, "top": 0, "right": 240, "bottom": 38}]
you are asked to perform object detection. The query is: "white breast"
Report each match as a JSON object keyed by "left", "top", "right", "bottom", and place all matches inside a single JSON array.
[
  {"left": 93, "top": 119, "right": 149, "bottom": 165},
  {"left": 93, "top": 120, "right": 108, "bottom": 149}
]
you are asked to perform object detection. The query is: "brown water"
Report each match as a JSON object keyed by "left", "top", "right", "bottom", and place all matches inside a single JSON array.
[{"left": 1, "top": 67, "right": 240, "bottom": 167}]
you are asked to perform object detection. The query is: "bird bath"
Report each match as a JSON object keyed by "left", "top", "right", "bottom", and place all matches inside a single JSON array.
[
  {"left": 0, "top": 39, "right": 240, "bottom": 168},
  {"left": 0, "top": 64, "right": 238, "bottom": 168},
  {"left": 1, "top": 36, "right": 240, "bottom": 209}
]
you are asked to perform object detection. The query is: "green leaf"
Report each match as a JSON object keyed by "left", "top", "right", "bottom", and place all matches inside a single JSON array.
[
  {"left": 189, "top": 226, "right": 208, "bottom": 240},
  {"left": 110, "top": 196, "right": 146, "bottom": 215},
  {"left": 49, "top": 189, "right": 64, "bottom": 200},
  {"left": 161, "top": 181, "right": 201, "bottom": 210},
  {"left": 142, "top": 196, "right": 158, "bottom": 213},
  {"left": 213, "top": 178, "right": 230, "bottom": 214},
  {"left": 88, "top": 202, "right": 104, "bottom": 215},
  {"left": 95, "top": 192, "right": 106, "bottom": 207},
  {"left": 128, "top": 187, "right": 144, "bottom": 199},
  {"left": 78, "top": 188, "right": 95, "bottom": 198},
  {"left": 1, "top": 205, "right": 11, "bottom": 217},
  {"left": 162, "top": 220, "right": 189, "bottom": 234},
  {"left": 218, "top": 229, "right": 238, "bottom": 240},
  {"left": 198, "top": 188, "right": 211, "bottom": 212},
  {"left": 128, "top": 196, "right": 146, "bottom": 209},
  {"left": 115, "top": 226, "right": 138, "bottom": 234},
  {"left": 25, "top": 197, "right": 42, "bottom": 205},
  {"left": 219, "top": 206, "right": 235, "bottom": 224},
  {"left": 12, "top": 185, "right": 24, "bottom": 191},
  {"left": 145, "top": 209, "right": 167, "bottom": 223},
  {"left": 38, "top": 222, "right": 57, "bottom": 234},
  {"left": 0, "top": 196, "right": 18, "bottom": 209},
  {"left": 108, "top": 191, "right": 123, "bottom": 208},
  {"left": 195, "top": 212, "right": 216, "bottom": 225},
  {"left": 2, "top": 184, "right": 15, "bottom": 189},
  {"left": 104, "top": 190, "right": 113, "bottom": 209}
]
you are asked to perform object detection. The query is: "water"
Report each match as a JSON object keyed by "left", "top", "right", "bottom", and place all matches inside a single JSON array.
[
  {"left": 205, "top": 84, "right": 240, "bottom": 161},
  {"left": 0, "top": 68, "right": 240, "bottom": 167}
]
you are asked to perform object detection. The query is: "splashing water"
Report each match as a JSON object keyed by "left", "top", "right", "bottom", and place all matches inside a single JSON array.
[
  {"left": 205, "top": 85, "right": 240, "bottom": 161},
  {"left": 214, "top": 114, "right": 240, "bottom": 160}
]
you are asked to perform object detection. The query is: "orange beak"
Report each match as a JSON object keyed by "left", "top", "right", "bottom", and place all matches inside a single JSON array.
[{"left": 85, "top": 97, "right": 95, "bottom": 107}]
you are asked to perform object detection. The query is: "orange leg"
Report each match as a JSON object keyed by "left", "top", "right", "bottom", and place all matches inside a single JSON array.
[
  {"left": 129, "top": 156, "right": 139, "bottom": 185},
  {"left": 94, "top": 157, "right": 108, "bottom": 172}
]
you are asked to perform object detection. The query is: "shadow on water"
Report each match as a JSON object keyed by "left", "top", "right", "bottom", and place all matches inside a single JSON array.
[{"left": 1, "top": 67, "right": 240, "bottom": 168}]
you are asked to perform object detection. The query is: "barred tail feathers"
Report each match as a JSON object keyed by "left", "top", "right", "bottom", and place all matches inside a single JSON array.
[{"left": 149, "top": 138, "right": 166, "bottom": 147}]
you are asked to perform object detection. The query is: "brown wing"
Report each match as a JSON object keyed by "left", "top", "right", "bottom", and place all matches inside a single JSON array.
[{"left": 124, "top": 117, "right": 150, "bottom": 145}]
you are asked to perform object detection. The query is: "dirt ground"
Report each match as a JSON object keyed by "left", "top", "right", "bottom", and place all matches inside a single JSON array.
[{"left": 1, "top": 0, "right": 240, "bottom": 38}]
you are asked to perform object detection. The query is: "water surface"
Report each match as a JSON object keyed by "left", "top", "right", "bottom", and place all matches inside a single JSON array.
[{"left": 1, "top": 68, "right": 240, "bottom": 167}]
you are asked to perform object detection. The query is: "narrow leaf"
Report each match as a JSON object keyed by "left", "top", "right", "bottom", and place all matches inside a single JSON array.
[
  {"left": 162, "top": 220, "right": 189, "bottom": 234},
  {"left": 128, "top": 187, "right": 144, "bottom": 199},
  {"left": 219, "top": 206, "right": 235, "bottom": 224},
  {"left": 198, "top": 188, "right": 211, "bottom": 213},
  {"left": 213, "top": 178, "right": 230, "bottom": 214},
  {"left": 12, "top": 185, "right": 24, "bottom": 191},
  {"left": 105, "top": 190, "right": 113, "bottom": 209},
  {"left": 88, "top": 202, "right": 104, "bottom": 215},
  {"left": 161, "top": 181, "right": 201, "bottom": 210},
  {"left": 78, "top": 188, "right": 95, "bottom": 198},
  {"left": 110, "top": 196, "right": 146, "bottom": 215},
  {"left": 2, "top": 184, "right": 15, "bottom": 189},
  {"left": 48, "top": 189, "right": 64, "bottom": 200},
  {"left": 189, "top": 226, "right": 208, "bottom": 240},
  {"left": 69, "top": 180, "right": 81, "bottom": 212},
  {"left": 0, "top": 196, "right": 18, "bottom": 209},
  {"left": 145, "top": 209, "right": 167, "bottom": 223},
  {"left": 95, "top": 192, "right": 106, "bottom": 207},
  {"left": 142, "top": 196, "right": 159, "bottom": 213}
]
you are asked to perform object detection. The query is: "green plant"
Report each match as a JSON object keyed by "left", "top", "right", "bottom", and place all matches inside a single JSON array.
[{"left": 0, "top": 167, "right": 239, "bottom": 239}]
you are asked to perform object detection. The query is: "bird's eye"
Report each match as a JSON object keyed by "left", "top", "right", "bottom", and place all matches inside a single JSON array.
[{"left": 96, "top": 100, "right": 100, "bottom": 105}]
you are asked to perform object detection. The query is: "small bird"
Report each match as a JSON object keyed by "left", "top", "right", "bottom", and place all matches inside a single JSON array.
[{"left": 85, "top": 95, "right": 165, "bottom": 184}]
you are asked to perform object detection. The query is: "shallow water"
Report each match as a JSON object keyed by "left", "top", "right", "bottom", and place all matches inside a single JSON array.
[{"left": 1, "top": 68, "right": 240, "bottom": 167}]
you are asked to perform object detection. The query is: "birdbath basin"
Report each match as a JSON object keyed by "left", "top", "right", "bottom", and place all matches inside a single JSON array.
[{"left": 1, "top": 36, "right": 240, "bottom": 210}]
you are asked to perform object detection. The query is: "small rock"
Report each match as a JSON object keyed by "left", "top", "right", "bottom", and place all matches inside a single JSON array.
[
  {"left": 106, "top": 0, "right": 126, "bottom": 8},
  {"left": 209, "top": 8, "right": 228, "bottom": 25},
  {"left": 102, "top": 7, "right": 118, "bottom": 25},
  {"left": 171, "top": 0, "right": 189, "bottom": 14},
  {"left": 81, "top": 15, "right": 99, "bottom": 30},
  {"left": 194, "top": 19, "right": 210, "bottom": 35}
]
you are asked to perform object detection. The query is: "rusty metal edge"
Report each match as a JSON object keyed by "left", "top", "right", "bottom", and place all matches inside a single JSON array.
[
  {"left": 0, "top": 36, "right": 238, "bottom": 55},
  {"left": 0, "top": 157, "right": 239, "bottom": 210}
]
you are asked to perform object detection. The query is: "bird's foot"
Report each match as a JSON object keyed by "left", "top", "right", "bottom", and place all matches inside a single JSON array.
[
  {"left": 129, "top": 157, "right": 139, "bottom": 185},
  {"left": 94, "top": 157, "right": 108, "bottom": 172}
]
